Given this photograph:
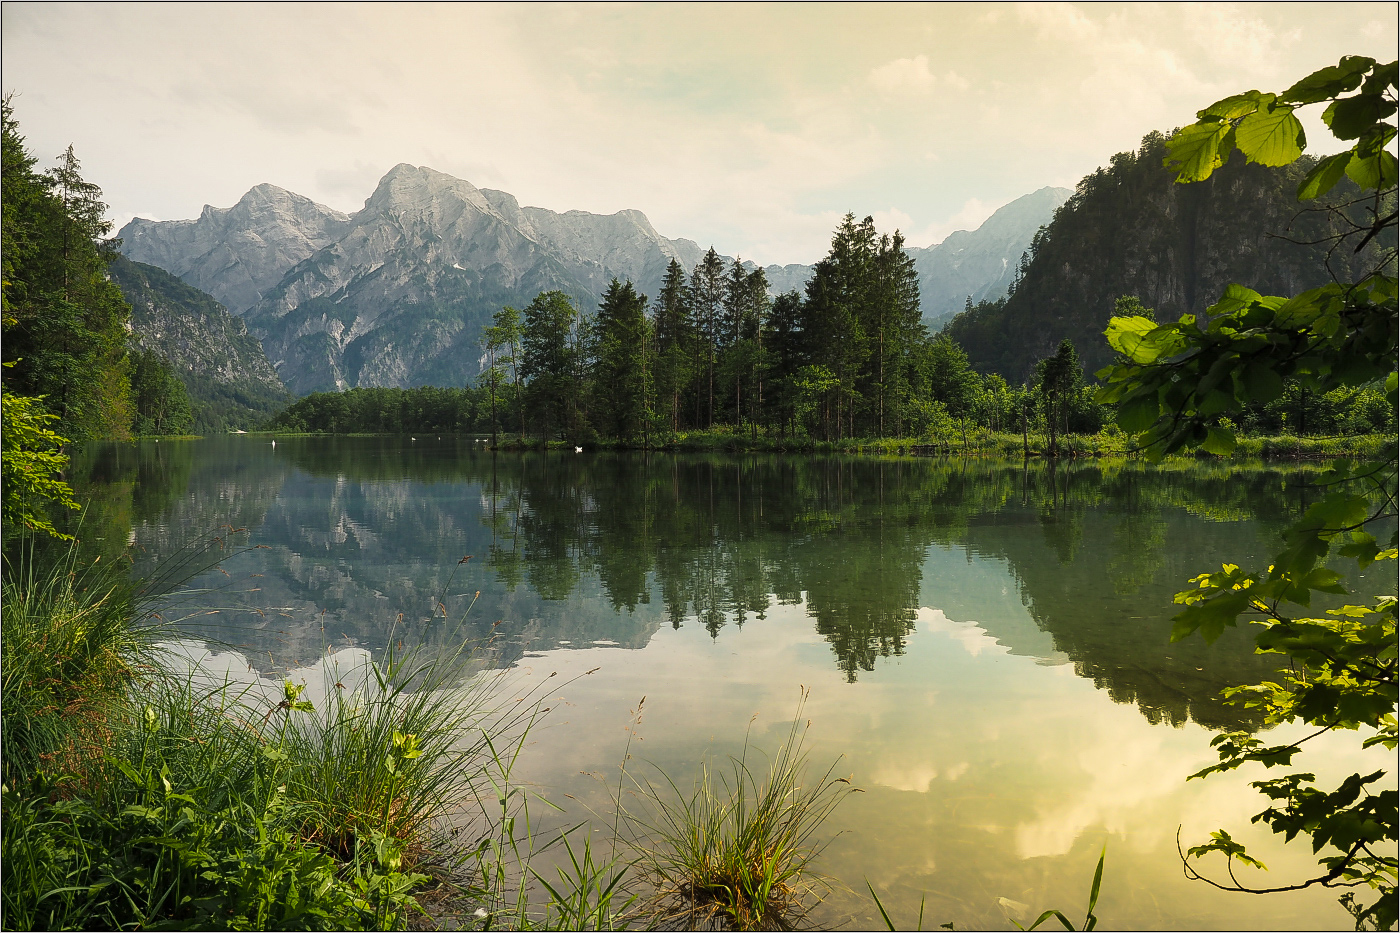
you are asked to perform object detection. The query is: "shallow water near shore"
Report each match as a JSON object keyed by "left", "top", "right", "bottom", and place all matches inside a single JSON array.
[{"left": 67, "top": 436, "right": 1396, "bottom": 930}]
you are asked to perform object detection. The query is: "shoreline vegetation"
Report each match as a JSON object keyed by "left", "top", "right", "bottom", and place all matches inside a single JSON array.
[{"left": 147, "top": 427, "right": 1394, "bottom": 463}]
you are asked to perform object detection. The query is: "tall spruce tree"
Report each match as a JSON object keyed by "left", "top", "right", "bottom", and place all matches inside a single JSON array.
[
  {"left": 652, "top": 258, "right": 694, "bottom": 432},
  {"left": 520, "top": 291, "right": 580, "bottom": 442},
  {"left": 592, "top": 279, "right": 651, "bottom": 442},
  {"left": 868, "top": 231, "right": 923, "bottom": 436},
  {"left": 801, "top": 214, "right": 876, "bottom": 439},
  {"left": 690, "top": 248, "right": 726, "bottom": 428}
]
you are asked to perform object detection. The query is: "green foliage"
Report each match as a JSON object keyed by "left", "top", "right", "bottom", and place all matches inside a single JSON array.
[
  {"left": 0, "top": 539, "right": 558, "bottom": 930},
  {"left": 0, "top": 539, "right": 145, "bottom": 778},
  {"left": 268, "top": 385, "right": 484, "bottom": 433},
  {"left": 591, "top": 279, "right": 653, "bottom": 443},
  {"left": 1, "top": 682, "right": 430, "bottom": 931},
  {"left": 2, "top": 98, "right": 133, "bottom": 440},
  {"left": 130, "top": 347, "right": 195, "bottom": 436},
  {"left": 108, "top": 255, "right": 292, "bottom": 433},
  {"left": 522, "top": 290, "right": 586, "bottom": 442},
  {"left": 0, "top": 386, "right": 79, "bottom": 538},
  {"left": 1101, "top": 55, "right": 1398, "bottom": 930},
  {"left": 946, "top": 128, "right": 1386, "bottom": 383}
]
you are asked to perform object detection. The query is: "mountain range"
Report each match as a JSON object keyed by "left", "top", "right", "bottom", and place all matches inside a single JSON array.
[{"left": 118, "top": 166, "right": 1065, "bottom": 395}]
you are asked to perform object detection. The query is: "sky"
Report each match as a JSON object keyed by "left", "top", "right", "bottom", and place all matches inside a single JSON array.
[{"left": 3, "top": 2, "right": 1396, "bottom": 266}]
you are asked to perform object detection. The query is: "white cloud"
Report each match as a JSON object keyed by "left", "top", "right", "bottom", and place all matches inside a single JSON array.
[
  {"left": 1016, "top": 2, "right": 1100, "bottom": 42},
  {"left": 868, "top": 55, "right": 938, "bottom": 95},
  {"left": 3, "top": 3, "right": 1394, "bottom": 266},
  {"left": 1362, "top": 19, "right": 1392, "bottom": 42}
]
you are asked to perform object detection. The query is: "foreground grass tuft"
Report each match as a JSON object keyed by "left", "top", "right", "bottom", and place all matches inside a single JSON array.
[{"left": 625, "top": 692, "right": 861, "bottom": 931}]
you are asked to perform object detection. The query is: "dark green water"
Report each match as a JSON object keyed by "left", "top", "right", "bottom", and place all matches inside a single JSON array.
[{"left": 65, "top": 437, "right": 1394, "bottom": 929}]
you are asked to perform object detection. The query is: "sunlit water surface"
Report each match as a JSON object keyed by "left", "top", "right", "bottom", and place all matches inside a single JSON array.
[{"left": 67, "top": 437, "right": 1395, "bottom": 930}]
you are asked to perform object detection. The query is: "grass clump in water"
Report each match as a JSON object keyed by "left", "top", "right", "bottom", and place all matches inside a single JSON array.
[{"left": 625, "top": 692, "right": 860, "bottom": 931}]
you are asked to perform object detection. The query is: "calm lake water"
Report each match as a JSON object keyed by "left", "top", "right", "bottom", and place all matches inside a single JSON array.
[{"left": 68, "top": 437, "right": 1395, "bottom": 930}]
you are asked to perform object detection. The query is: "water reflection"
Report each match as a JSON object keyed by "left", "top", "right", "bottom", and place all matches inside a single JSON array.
[
  {"left": 54, "top": 437, "right": 1393, "bottom": 930},
  {"left": 64, "top": 437, "right": 1364, "bottom": 730}
]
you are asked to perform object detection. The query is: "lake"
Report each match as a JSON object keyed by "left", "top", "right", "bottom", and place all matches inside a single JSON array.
[{"left": 66, "top": 437, "right": 1395, "bottom": 930}]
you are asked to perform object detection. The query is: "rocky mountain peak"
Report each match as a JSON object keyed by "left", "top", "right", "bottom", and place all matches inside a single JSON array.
[{"left": 362, "top": 163, "right": 495, "bottom": 220}]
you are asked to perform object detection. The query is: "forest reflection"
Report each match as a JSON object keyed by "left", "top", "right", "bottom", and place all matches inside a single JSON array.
[{"left": 64, "top": 438, "right": 1357, "bottom": 730}]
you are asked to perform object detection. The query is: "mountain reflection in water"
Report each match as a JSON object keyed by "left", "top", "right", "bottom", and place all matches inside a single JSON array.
[{"left": 62, "top": 436, "right": 1392, "bottom": 733}]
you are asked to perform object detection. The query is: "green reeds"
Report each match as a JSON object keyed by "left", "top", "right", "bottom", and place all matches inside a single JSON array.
[
  {"left": 623, "top": 691, "right": 861, "bottom": 931},
  {"left": 3, "top": 673, "right": 431, "bottom": 931},
  {"left": 274, "top": 637, "right": 544, "bottom": 865},
  {"left": 1, "top": 534, "right": 561, "bottom": 930},
  {"left": 1, "top": 537, "right": 151, "bottom": 781}
]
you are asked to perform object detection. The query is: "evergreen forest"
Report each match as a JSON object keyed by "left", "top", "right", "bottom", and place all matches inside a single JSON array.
[{"left": 271, "top": 215, "right": 1393, "bottom": 448}]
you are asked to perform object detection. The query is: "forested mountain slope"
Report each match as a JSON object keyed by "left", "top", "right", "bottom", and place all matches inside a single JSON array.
[
  {"left": 910, "top": 185, "right": 1070, "bottom": 329},
  {"left": 944, "top": 131, "right": 1390, "bottom": 381},
  {"left": 108, "top": 256, "right": 289, "bottom": 431}
]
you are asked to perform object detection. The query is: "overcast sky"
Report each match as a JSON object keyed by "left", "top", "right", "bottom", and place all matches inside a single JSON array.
[{"left": 3, "top": 2, "right": 1395, "bottom": 265}]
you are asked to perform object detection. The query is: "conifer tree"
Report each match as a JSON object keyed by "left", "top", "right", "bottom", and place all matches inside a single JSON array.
[
  {"left": 592, "top": 279, "right": 651, "bottom": 442},
  {"left": 520, "top": 291, "right": 580, "bottom": 441},
  {"left": 690, "top": 248, "right": 725, "bottom": 428},
  {"left": 652, "top": 258, "right": 693, "bottom": 433}
]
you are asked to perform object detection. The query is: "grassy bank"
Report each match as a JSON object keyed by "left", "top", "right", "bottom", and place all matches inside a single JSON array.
[{"left": 0, "top": 541, "right": 546, "bottom": 930}]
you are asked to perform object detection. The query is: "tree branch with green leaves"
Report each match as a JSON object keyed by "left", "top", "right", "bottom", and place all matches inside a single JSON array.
[{"left": 1097, "top": 55, "right": 1397, "bottom": 931}]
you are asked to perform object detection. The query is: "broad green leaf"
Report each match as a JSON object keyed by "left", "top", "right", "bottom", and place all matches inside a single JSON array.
[
  {"left": 1202, "top": 426, "right": 1237, "bottom": 455},
  {"left": 1345, "top": 151, "right": 1398, "bottom": 191},
  {"left": 1279, "top": 56, "right": 1374, "bottom": 104},
  {"left": 1104, "top": 315, "right": 1162, "bottom": 362},
  {"left": 1241, "top": 363, "right": 1286, "bottom": 403},
  {"left": 1355, "top": 123, "right": 1397, "bottom": 158},
  {"left": 1165, "top": 121, "right": 1231, "bottom": 182},
  {"left": 1199, "top": 91, "right": 1264, "bottom": 120},
  {"left": 1235, "top": 102, "right": 1305, "bottom": 166},
  {"left": 1197, "top": 389, "right": 1237, "bottom": 417},
  {"left": 1117, "top": 393, "right": 1161, "bottom": 433},
  {"left": 1362, "top": 60, "right": 1397, "bottom": 94},
  {"left": 1273, "top": 291, "right": 1328, "bottom": 328},
  {"left": 1323, "top": 92, "right": 1398, "bottom": 140},
  {"left": 1206, "top": 284, "right": 1263, "bottom": 319},
  {"left": 1296, "top": 151, "right": 1352, "bottom": 200}
]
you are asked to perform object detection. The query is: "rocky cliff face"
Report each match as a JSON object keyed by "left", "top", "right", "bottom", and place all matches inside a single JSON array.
[
  {"left": 121, "top": 165, "right": 716, "bottom": 394},
  {"left": 910, "top": 186, "right": 1071, "bottom": 329},
  {"left": 108, "top": 255, "right": 289, "bottom": 430}
]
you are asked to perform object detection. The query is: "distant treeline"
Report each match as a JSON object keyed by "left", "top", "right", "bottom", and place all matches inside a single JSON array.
[{"left": 269, "top": 386, "right": 485, "bottom": 435}]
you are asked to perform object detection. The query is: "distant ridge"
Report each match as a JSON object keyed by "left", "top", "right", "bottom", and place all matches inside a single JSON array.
[{"left": 118, "top": 167, "right": 1064, "bottom": 394}]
